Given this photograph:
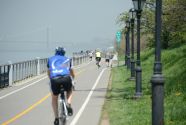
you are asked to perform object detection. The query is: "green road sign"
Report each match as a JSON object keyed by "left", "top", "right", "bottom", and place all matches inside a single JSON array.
[{"left": 116, "top": 31, "right": 121, "bottom": 42}]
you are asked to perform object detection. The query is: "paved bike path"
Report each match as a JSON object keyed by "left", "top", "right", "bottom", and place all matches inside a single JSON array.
[{"left": 0, "top": 60, "right": 111, "bottom": 125}]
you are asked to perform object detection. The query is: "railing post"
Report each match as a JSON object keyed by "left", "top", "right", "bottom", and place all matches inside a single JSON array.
[
  {"left": 36, "top": 57, "right": 40, "bottom": 75},
  {"left": 8, "top": 61, "right": 13, "bottom": 86}
]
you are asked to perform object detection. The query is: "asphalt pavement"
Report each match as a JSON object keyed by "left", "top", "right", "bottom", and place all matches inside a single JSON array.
[{"left": 0, "top": 60, "right": 111, "bottom": 125}]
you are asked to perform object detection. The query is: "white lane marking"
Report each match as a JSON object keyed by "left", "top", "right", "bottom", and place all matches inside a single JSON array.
[
  {"left": 0, "top": 61, "right": 92, "bottom": 100},
  {"left": 0, "top": 76, "right": 48, "bottom": 100},
  {"left": 70, "top": 68, "right": 107, "bottom": 125}
]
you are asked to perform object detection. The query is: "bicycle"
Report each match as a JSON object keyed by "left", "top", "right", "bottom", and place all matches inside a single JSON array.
[
  {"left": 58, "top": 85, "right": 68, "bottom": 125},
  {"left": 95, "top": 58, "right": 101, "bottom": 68},
  {"left": 96, "top": 61, "right": 100, "bottom": 68}
]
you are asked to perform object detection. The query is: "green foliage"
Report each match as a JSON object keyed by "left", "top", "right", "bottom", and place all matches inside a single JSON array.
[
  {"left": 146, "top": 36, "right": 155, "bottom": 48},
  {"left": 162, "top": 45, "right": 186, "bottom": 95},
  {"left": 102, "top": 45, "right": 186, "bottom": 125},
  {"left": 116, "top": 11, "right": 129, "bottom": 27},
  {"left": 118, "top": 53, "right": 125, "bottom": 61},
  {"left": 142, "top": 0, "right": 155, "bottom": 34},
  {"left": 163, "top": 0, "right": 186, "bottom": 32},
  {"left": 168, "top": 32, "right": 186, "bottom": 48},
  {"left": 116, "top": 0, "right": 186, "bottom": 49},
  {"left": 140, "top": 48, "right": 154, "bottom": 61},
  {"left": 162, "top": 29, "right": 171, "bottom": 49},
  {"left": 159, "top": 0, "right": 186, "bottom": 49},
  {"left": 106, "top": 67, "right": 151, "bottom": 125}
]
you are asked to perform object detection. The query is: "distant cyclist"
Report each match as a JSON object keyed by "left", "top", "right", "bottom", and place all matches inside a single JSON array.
[
  {"left": 95, "top": 49, "right": 101, "bottom": 67},
  {"left": 47, "top": 47, "right": 75, "bottom": 125}
]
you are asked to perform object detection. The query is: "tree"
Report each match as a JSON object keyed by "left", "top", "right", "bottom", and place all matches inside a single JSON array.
[
  {"left": 116, "top": 0, "right": 186, "bottom": 49},
  {"left": 162, "top": 0, "right": 186, "bottom": 48}
]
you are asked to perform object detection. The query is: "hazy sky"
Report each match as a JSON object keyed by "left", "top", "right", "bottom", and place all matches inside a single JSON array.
[{"left": 0, "top": 0, "right": 133, "bottom": 52}]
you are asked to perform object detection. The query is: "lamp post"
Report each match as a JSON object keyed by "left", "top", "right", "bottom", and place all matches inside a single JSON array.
[
  {"left": 132, "top": 0, "right": 146, "bottom": 97},
  {"left": 125, "top": 20, "right": 131, "bottom": 69},
  {"left": 129, "top": 8, "right": 136, "bottom": 80},
  {"left": 125, "top": 26, "right": 127, "bottom": 66},
  {"left": 151, "top": 0, "right": 165, "bottom": 125}
]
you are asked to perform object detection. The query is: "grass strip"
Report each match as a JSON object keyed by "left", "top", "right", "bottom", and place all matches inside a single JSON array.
[{"left": 101, "top": 45, "right": 186, "bottom": 125}]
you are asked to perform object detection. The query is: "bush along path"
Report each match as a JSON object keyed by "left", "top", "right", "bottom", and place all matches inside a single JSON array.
[{"left": 100, "top": 44, "right": 186, "bottom": 125}]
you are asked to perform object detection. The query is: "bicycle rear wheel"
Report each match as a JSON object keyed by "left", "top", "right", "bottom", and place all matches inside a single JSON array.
[
  {"left": 58, "top": 99, "right": 67, "bottom": 125},
  {"left": 59, "top": 116, "right": 66, "bottom": 125}
]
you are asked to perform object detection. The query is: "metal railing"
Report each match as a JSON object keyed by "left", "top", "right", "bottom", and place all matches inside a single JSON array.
[
  {"left": 0, "top": 53, "right": 89, "bottom": 89},
  {"left": 0, "top": 64, "right": 10, "bottom": 88},
  {"left": 8, "top": 58, "right": 47, "bottom": 86},
  {"left": 72, "top": 52, "right": 89, "bottom": 66}
]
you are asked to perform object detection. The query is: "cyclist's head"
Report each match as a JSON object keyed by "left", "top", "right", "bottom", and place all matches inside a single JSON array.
[{"left": 55, "top": 46, "right": 66, "bottom": 56}]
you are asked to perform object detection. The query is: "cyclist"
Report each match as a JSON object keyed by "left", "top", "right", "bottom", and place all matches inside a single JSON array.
[
  {"left": 95, "top": 49, "right": 101, "bottom": 67},
  {"left": 47, "top": 47, "right": 75, "bottom": 125}
]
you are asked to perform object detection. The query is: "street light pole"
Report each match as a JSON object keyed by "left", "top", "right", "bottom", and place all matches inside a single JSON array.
[
  {"left": 151, "top": 0, "right": 165, "bottom": 125},
  {"left": 125, "top": 28, "right": 127, "bottom": 66},
  {"left": 132, "top": 0, "right": 146, "bottom": 97},
  {"left": 135, "top": 7, "right": 142, "bottom": 97},
  {"left": 126, "top": 20, "right": 131, "bottom": 69},
  {"left": 129, "top": 8, "right": 135, "bottom": 80}
]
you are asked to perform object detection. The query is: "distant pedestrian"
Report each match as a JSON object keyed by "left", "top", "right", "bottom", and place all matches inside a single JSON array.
[
  {"left": 88, "top": 51, "right": 93, "bottom": 61},
  {"left": 105, "top": 52, "right": 111, "bottom": 67}
]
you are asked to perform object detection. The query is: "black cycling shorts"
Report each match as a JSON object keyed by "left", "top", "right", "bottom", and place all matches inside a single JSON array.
[
  {"left": 105, "top": 59, "right": 110, "bottom": 62},
  {"left": 96, "top": 57, "right": 101, "bottom": 62},
  {"left": 50, "top": 75, "right": 72, "bottom": 95}
]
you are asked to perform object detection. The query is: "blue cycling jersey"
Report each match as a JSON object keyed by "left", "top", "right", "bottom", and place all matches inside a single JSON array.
[{"left": 48, "top": 55, "right": 72, "bottom": 78}]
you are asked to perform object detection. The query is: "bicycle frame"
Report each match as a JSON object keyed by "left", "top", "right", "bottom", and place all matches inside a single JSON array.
[{"left": 58, "top": 86, "right": 68, "bottom": 125}]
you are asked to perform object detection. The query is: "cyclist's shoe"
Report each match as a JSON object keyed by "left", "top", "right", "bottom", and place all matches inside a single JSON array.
[
  {"left": 54, "top": 118, "right": 59, "bottom": 125},
  {"left": 67, "top": 104, "right": 73, "bottom": 116}
]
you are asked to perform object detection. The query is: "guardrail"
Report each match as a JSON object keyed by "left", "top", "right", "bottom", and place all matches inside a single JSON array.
[
  {"left": 0, "top": 64, "right": 10, "bottom": 88},
  {"left": 0, "top": 53, "right": 89, "bottom": 89}
]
